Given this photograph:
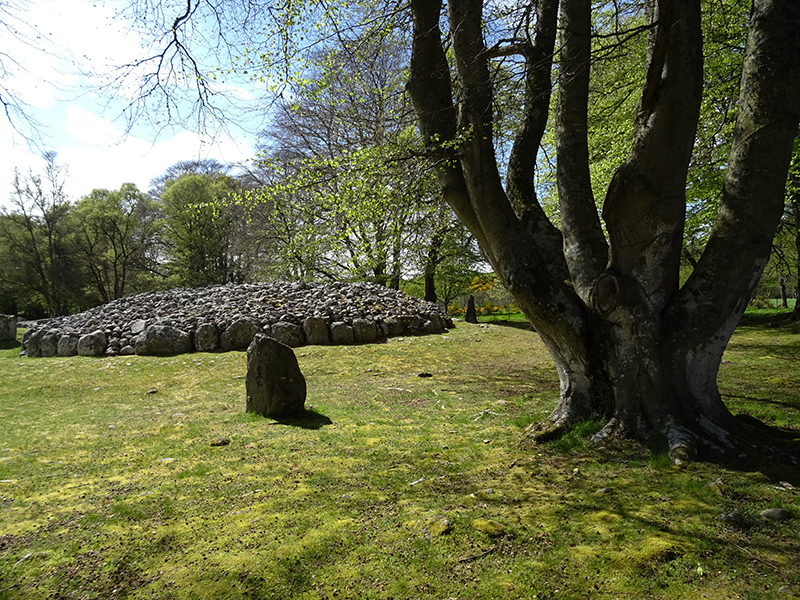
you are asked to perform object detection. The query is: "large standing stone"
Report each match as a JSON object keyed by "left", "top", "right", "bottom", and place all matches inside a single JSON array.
[
  {"left": 245, "top": 334, "right": 306, "bottom": 418},
  {"left": 302, "top": 317, "right": 330, "bottom": 345},
  {"left": 271, "top": 321, "right": 305, "bottom": 347},
  {"left": 465, "top": 295, "right": 478, "bottom": 323},
  {"left": 77, "top": 330, "right": 108, "bottom": 357},
  {"left": 195, "top": 323, "right": 219, "bottom": 352},
  {"left": 135, "top": 325, "right": 192, "bottom": 355},
  {"left": 220, "top": 318, "right": 262, "bottom": 351},
  {"left": 0, "top": 315, "right": 16, "bottom": 341}
]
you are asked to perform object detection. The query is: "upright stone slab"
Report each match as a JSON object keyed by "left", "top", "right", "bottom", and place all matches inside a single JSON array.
[
  {"left": 352, "top": 318, "right": 378, "bottom": 343},
  {"left": 135, "top": 325, "right": 192, "bottom": 355},
  {"left": 24, "top": 330, "right": 43, "bottom": 356},
  {"left": 383, "top": 316, "right": 404, "bottom": 337},
  {"left": 271, "top": 321, "right": 304, "bottom": 347},
  {"left": 77, "top": 330, "right": 108, "bottom": 357},
  {"left": 0, "top": 315, "right": 16, "bottom": 341},
  {"left": 465, "top": 295, "right": 478, "bottom": 323},
  {"left": 57, "top": 334, "right": 79, "bottom": 356},
  {"left": 27, "top": 329, "right": 60, "bottom": 357},
  {"left": 245, "top": 334, "right": 306, "bottom": 418},
  {"left": 302, "top": 317, "right": 330, "bottom": 345},
  {"left": 195, "top": 323, "right": 219, "bottom": 352},
  {"left": 329, "top": 321, "right": 354, "bottom": 345},
  {"left": 220, "top": 318, "right": 262, "bottom": 351}
]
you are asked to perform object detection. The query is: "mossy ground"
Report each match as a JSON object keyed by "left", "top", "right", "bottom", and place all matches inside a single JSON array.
[{"left": 1, "top": 316, "right": 799, "bottom": 599}]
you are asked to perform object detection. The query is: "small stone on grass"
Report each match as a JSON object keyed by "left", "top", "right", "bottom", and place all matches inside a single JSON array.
[{"left": 761, "top": 508, "right": 792, "bottom": 521}]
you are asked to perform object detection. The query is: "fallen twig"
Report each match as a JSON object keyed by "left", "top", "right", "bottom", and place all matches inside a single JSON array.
[
  {"left": 472, "top": 410, "right": 503, "bottom": 421},
  {"left": 735, "top": 544, "right": 786, "bottom": 577},
  {"left": 458, "top": 546, "right": 498, "bottom": 562}
]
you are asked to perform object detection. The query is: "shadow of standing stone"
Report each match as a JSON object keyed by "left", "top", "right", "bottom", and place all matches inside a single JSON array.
[{"left": 246, "top": 334, "right": 306, "bottom": 418}]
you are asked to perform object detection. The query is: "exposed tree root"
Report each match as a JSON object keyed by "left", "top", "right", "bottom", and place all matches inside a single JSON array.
[{"left": 519, "top": 418, "right": 575, "bottom": 446}]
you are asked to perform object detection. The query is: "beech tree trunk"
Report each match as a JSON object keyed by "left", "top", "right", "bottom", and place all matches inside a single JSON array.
[{"left": 407, "top": 0, "right": 800, "bottom": 462}]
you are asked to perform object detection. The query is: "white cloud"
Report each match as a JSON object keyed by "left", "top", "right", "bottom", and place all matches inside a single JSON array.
[
  {"left": 60, "top": 125, "right": 254, "bottom": 199},
  {"left": 1, "top": 107, "right": 254, "bottom": 205},
  {"left": 65, "top": 105, "right": 124, "bottom": 147}
]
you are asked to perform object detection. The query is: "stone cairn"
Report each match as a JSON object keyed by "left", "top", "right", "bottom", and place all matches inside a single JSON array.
[{"left": 20, "top": 281, "right": 453, "bottom": 358}]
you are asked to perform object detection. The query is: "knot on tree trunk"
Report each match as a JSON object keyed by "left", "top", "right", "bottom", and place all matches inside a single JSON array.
[{"left": 589, "top": 273, "right": 620, "bottom": 316}]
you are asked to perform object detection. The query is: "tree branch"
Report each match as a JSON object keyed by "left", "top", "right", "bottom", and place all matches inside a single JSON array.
[{"left": 555, "top": 0, "right": 609, "bottom": 300}]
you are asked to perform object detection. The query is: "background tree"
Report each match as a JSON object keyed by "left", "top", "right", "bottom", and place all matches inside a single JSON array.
[
  {"left": 74, "top": 183, "right": 161, "bottom": 303},
  {"left": 246, "top": 32, "right": 460, "bottom": 288},
  {"left": 158, "top": 172, "right": 239, "bottom": 287},
  {"left": 0, "top": 152, "right": 82, "bottom": 316},
  {"left": 782, "top": 138, "right": 800, "bottom": 319},
  {"left": 148, "top": 158, "right": 231, "bottom": 199}
]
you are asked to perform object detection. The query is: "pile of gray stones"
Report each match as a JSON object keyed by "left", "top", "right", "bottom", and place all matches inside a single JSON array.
[{"left": 17, "top": 281, "right": 454, "bottom": 358}]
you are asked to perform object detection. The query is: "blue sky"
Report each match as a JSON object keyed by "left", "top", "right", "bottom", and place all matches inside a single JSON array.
[{"left": 1, "top": 0, "right": 259, "bottom": 206}]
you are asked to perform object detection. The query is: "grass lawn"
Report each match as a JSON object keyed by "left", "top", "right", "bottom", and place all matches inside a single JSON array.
[{"left": 1, "top": 313, "right": 799, "bottom": 599}]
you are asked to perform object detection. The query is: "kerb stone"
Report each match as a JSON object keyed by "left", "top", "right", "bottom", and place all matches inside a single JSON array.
[
  {"left": 302, "top": 317, "right": 330, "bottom": 345},
  {"left": 135, "top": 325, "right": 192, "bottom": 355},
  {"left": 78, "top": 330, "right": 108, "bottom": 356}
]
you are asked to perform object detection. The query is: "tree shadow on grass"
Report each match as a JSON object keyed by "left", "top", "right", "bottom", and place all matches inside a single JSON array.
[
  {"left": 720, "top": 414, "right": 800, "bottom": 485},
  {"left": 476, "top": 319, "right": 536, "bottom": 332},
  {"left": 738, "top": 311, "right": 800, "bottom": 332},
  {"left": 272, "top": 408, "right": 333, "bottom": 430}
]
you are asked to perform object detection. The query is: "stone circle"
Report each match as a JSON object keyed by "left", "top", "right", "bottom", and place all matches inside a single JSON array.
[{"left": 19, "top": 281, "right": 453, "bottom": 357}]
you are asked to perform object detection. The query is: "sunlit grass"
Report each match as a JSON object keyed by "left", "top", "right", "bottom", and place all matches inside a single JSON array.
[{"left": 1, "top": 319, "right": 799, "bottom": 599}]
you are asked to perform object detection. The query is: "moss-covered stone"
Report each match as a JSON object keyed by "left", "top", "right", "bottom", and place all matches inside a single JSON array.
[
  {"left": 472, "top": 518, "right": 505, "bottom": 537},
  {"left": 423, "top": 516, "right": 453, "bottom": 539}
]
